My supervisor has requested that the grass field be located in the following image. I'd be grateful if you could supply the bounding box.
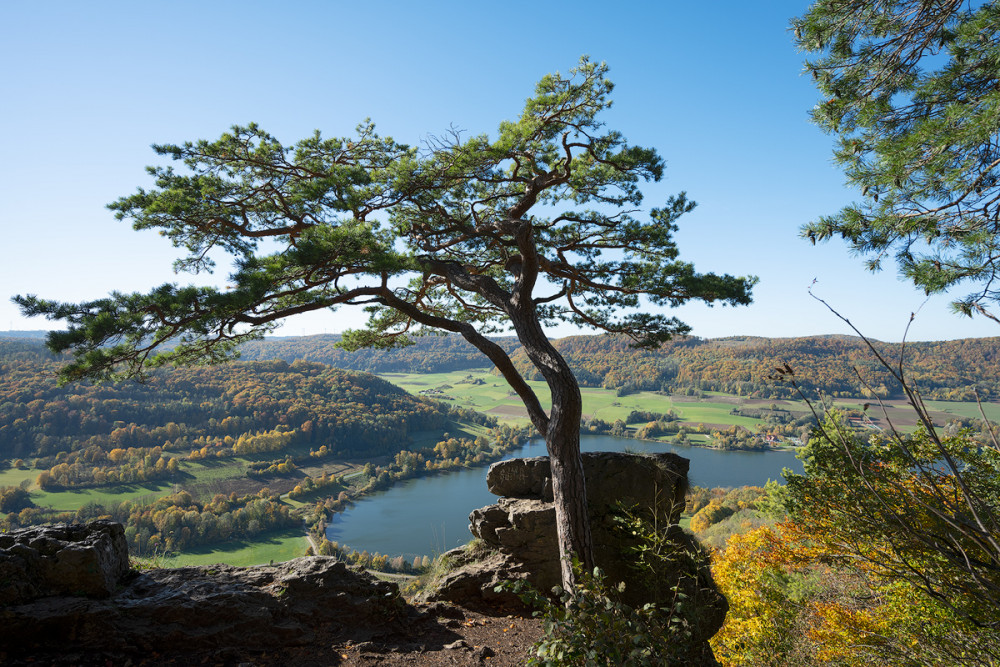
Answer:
[0,466,38,488]
[922,399,1000,422]
[0,466,176,511]
[149,527,309,568]
[32,483,173,512]
[381,369,772,430]
[0,455,263,513]
[383,368,1000,439]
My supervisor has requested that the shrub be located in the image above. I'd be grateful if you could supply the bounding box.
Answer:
[502,564,694,666]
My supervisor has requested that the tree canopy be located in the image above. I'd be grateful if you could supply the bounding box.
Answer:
[795,0,1000,321]
[16,58,754,590]
[17,58,751,385]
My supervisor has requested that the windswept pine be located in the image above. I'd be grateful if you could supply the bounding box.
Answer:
[15,59,755,590]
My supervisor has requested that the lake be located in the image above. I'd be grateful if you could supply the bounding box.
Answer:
[326,434,804,559]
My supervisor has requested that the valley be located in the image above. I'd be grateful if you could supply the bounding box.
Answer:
[2,333,998,569]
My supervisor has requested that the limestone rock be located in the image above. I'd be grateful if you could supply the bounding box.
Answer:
[416,545,531,609]
[473,452,694,603]
[1,522,406,661]
[438,451,727,662]
[0,520,130,605]
[486,451,689,523]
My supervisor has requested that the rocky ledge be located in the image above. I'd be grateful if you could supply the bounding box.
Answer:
[422,451,728,665]
[1,453,729,665]
[0,520,406,662]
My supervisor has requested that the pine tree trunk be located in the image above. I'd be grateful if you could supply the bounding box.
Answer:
[511,315,595,592]
[545,398,594,591]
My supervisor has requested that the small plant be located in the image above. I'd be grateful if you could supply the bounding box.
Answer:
[130,546,168,571]
[500,561,695,666]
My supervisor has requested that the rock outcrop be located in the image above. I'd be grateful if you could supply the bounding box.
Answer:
[0,519,131,605]
[0,521,405,662]
[473,451,690,602]
[425,452,728,664]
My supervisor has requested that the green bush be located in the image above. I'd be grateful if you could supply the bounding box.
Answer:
[501,564,693,666]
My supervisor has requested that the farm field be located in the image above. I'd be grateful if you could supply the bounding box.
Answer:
[383,369,1000,436]
[380,369,788,430]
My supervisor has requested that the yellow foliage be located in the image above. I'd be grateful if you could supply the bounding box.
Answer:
[690,500,734,534]
[710,525,806,666]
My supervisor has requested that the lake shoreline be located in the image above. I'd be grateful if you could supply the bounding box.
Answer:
[324,434,804,559]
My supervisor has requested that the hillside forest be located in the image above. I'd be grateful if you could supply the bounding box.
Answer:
[0,337,527,556]
[238,331,1000,401]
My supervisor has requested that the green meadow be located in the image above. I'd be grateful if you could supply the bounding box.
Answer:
[383,369,1000,438]
[147,527,309,568]
[922,399,1000,422]
[381,369,771,430]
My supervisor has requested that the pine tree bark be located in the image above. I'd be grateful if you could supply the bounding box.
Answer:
[510,312,595,591]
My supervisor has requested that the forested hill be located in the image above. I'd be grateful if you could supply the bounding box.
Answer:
[238,334,520,373]
[9,331,1000,400]
[504,335,1000,400]
[233,332,1000,400]
[0,339,451,463]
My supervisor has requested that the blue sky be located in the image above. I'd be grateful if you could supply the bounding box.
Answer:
[2,0,995,342]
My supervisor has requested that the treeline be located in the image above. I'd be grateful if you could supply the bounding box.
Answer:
[299,423,531,551]
[339,423,529,497]
[238,333,520,374]
[503,334,1000,400]
[35,445,180,490]
[580,407,813,451]
[13,332,999,404]
[0,340,450,463]
[233,332,1000,400]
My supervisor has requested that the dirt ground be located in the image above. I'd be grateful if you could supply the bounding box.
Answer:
[12,601,545,667]
[287,602,545,666]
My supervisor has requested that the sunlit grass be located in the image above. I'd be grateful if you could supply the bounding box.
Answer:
[0,467,35,488]
[32,483,172,512]
[382,369,771,430]
[155,528,308,567]
[922,399,1000,422]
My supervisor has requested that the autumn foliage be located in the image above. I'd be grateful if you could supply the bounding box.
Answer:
[710,415,1000,666]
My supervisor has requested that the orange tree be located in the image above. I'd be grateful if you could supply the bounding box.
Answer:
[737,289,1000,664]
[15,58,753,592]
[710,525,806,667]
[785,413,1000,631]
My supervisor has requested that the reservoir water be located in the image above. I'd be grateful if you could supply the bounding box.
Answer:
[326,435,804,559]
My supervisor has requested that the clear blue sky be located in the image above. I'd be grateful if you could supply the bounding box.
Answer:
[2,0,995,342]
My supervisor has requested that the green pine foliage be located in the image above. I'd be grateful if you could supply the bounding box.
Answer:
[238,333,521,374]
[795,0,1000,320]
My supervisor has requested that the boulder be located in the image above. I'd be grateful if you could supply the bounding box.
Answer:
[0,520,130,605]
[473,452,692,602]
[486,451,689,519]
[422,545,531,609]
[428,451,728,663]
